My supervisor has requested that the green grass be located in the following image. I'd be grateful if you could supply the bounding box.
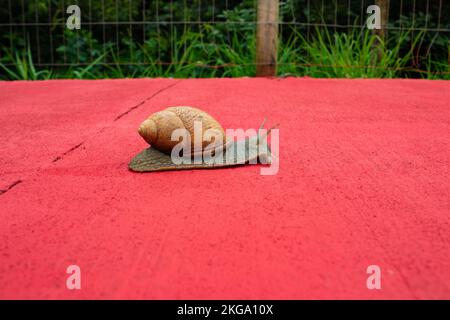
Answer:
[284,27,425,78]
[1,0,448,80]
[424,57,450,80]
[0,46,53,80]
[0,27,447,80]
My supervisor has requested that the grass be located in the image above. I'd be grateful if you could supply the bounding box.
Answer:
[0,46,53,80]
[424,58,450,80]
[0,27,447,80]
[292,27,423,78]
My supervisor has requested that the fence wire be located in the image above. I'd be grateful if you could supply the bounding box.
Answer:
[0,0,449,77]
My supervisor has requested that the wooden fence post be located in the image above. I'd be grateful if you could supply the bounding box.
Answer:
[256,0,279,77]
[373,0,390,62]
[448,39,450,67]
[375,0,390,40]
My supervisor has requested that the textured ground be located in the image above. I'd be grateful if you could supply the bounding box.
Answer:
[0,78,449,299]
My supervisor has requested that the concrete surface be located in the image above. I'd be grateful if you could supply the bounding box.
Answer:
[0,78,449,299]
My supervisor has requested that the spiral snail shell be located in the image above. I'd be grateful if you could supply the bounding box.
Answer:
[138,106,228,155]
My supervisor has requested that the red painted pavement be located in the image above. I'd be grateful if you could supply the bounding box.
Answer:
[0,78,449,299]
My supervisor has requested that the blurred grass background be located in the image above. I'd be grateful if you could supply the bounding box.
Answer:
[0,0,449,80]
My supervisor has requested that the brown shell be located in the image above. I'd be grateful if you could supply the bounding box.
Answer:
[138,106,227,154]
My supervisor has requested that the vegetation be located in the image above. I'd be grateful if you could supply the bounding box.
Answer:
[0,0,448,80]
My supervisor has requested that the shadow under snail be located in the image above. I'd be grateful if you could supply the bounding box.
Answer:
[129,106,275,172]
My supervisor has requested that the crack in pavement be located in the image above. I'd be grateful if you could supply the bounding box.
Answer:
[52,80,182,164]
[114,80,181,121]
[1,80,182,196]
[0,180,23,196]
[52,142,85,163]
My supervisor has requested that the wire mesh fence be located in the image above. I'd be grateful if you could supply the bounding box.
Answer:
[0,0,449,79]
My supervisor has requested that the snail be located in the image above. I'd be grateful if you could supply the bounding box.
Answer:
[129,106,276,172]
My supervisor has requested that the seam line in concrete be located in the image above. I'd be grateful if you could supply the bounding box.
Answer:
[52,80,182,163]
[114,80,181,121]
[1,80,182,196]
[0,180,23,196]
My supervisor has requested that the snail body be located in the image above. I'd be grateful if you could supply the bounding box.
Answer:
[138,106,227,155]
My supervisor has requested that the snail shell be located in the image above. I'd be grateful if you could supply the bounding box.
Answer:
[138,106,228,154]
